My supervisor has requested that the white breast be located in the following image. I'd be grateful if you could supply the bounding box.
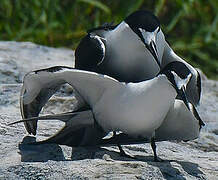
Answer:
[93,75,177,138]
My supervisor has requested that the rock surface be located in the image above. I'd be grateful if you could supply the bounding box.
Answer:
[0,41,218,180]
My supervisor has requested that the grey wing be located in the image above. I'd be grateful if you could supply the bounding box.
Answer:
[20,66,120,135]
[20,77,64,135]
[155,100,203,141]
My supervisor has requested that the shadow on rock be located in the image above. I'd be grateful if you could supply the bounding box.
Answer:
[147,159,205,180]
[18,136,67,162]
[71,146,156,162]
[147,159,186,180]
[18,136,205,180]
[71,146,205,180]
[176,161,205,179]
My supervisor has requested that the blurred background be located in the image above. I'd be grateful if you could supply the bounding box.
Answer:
[0,0,217,79]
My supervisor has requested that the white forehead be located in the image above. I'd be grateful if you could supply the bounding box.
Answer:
[172,71,192,89]
[138,27,159,44]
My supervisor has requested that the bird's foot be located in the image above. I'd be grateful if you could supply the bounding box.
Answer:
[119,148,135,159]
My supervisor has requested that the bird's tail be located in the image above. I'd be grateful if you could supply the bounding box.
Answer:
[9,110,98,147]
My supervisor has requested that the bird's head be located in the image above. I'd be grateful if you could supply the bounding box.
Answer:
[158,62,193,109]
[125,10,161,67]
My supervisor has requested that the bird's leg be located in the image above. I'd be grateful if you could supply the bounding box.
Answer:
[113,131,134,158]
[150,137,163,162]
[151,137,158,161]
[118,144,127,157]
[113,131,126,156]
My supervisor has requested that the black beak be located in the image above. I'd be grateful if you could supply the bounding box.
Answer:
[179,85,205,130]
[145,41,160,67]
[176,85,190,110]
[190,103,205,130]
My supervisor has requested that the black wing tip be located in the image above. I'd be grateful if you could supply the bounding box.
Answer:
[25,122,37,135]
[32,129,37,136]
[87,22,117,33]
[34,66,74,74]
[196,69,202,103]
[7,122,17,126]
[25,141,52,146]
[24,66,74,80]
[75,34,106,70]
[8,121,36,135]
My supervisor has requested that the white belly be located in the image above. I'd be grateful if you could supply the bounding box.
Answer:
[93,76,177,138]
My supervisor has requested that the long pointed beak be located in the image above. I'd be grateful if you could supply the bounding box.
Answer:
[145,41,160,67]
[176,85,190,110]
[190,103,205,130]
[178,86,205,130]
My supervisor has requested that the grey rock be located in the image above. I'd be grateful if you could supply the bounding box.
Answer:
[0,41,74,84]
[0,41,217,180]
